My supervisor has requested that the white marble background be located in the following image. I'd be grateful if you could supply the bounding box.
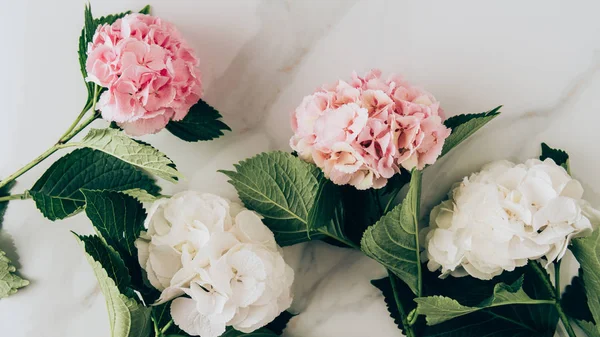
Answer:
[1,0,599,336]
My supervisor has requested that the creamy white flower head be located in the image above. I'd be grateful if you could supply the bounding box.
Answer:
[135,191,294,337]
[422,159,599,280]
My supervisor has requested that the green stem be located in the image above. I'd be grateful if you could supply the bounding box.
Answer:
[388,272,417,337]
[152,317,161,337]
[160,320,173,334]
[528,260,577,337]
[0,193,30,202]
[0,145,61,189]
[554,260,561,299]
[0,92,100,190]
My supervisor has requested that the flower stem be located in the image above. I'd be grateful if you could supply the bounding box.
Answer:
[0,193,30,202]
[528,260,577,337]
[388,272,417,337]
[0,88,100,190]
[160,320,173,334]
[554,260,561,299]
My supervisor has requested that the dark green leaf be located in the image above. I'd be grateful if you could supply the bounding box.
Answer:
[75,234,131,295]
[265,311,295,335]
[361,169,422,295]
[571,229,600,335]
[371,274,416,335]
[139,5,151,14]
[440,106,502,157]
[416,276,551,325]
[221,327,278,337]
[540,143,570,173]
[0,180,16,229]
[166,99,230,142]
[307,177,342,236]
[561,272,594,323]
[340,186,381,246]
[81,190,158,302]
[418,263,558,336]
[30,148,159,221]
[152,302,185,335]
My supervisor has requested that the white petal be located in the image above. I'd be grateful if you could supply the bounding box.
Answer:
[171,297,226,337]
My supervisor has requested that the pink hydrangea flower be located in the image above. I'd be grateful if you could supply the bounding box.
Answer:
[86,14,202,136]
[290,70,451,189]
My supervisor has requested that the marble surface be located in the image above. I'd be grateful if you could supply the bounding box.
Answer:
[1,0,599,336]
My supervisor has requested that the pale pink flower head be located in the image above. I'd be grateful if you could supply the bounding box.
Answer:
[290,70,451,189]
[86,13,202,136]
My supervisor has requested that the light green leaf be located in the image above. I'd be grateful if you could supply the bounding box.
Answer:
[220,151,322,246]
[576,320,600,337]
[571,229,600,335]
[30,148,159,221]
[440,106,502,157]
[0,249,28,298]
[361,169,422,295]
[67,128,181,182]
[221,327,278,337]
[539,143,570,173]
[415,276,552,325]
[166,99,231,142]
[0,180,16,229]
[76,235,152,337]
[122,188,165,203]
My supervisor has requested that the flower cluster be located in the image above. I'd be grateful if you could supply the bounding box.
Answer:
[86,14,202,136]
[423,159,599,280]
[135,192,294,337]
[290,70,450,189]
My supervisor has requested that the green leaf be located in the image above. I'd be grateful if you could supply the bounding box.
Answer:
[166,99,230,142]
[440,106,502,157]
[371,274,417,335]
[68,128,181,182]
[30,148,159,221]
[420,265,558,337]
[81,190,158,302]
[561,272,594,323]
[221,327,278,337]
[0,249,28,298]
[78,5,133,111]
[0,180,16,229]
[576,320,600,337]
[220,151,321,246]
[540,143,570,173]
[361,169,422,295]
[76,235,152,337]
[340,185,382,246]
[81,190,145,267]
[416,275,551,325]
[571,229,600,335]
[76,234,131,294]
[265,310,295,335]
[307,177,340,232]
[122,188,165,203]
[138,5,151,14]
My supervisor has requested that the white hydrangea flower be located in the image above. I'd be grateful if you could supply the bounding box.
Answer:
[135,191,294,337]
[422,159,600,280]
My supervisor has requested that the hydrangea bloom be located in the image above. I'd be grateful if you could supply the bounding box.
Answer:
[135,192,294,337]
[86,14,202,135]
[290,70,450,189]
[422,159,600,280]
